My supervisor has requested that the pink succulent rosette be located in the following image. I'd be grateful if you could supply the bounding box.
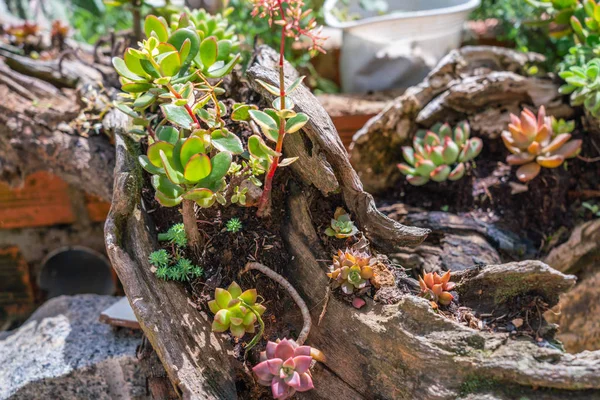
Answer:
[252,339,314,399]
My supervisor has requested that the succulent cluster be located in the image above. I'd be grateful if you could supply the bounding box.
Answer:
[209,282,266,338]
[324,207,358,238]
[501,106,582,182]
[225,217,243,233]
[327,249,375,294]
[141,126,241,208]
[252,339,315,399]
[419,271,456,306]
[560,58,600,117]
[148,224,203,282]
[398,122,483,186]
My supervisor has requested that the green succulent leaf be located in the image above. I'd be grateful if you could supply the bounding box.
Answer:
[114,102,140,118]
[152,175,184,198]
[200,36,218,68]
[148,141,175,167]
[256,79,281,96]
[157,126,180,144]
[286,76,305,93]
[205,54,240,78]
[272,96,295,110]
[211,129,244,154]
[139,155,165,175]
[156,191,183,207]
[248,135,280,160]
[184,188,216,207]
[124,51,150,78]
[184,153,212,182]
[122,82,154,93]
[285,113,309,133]
[144,15,169,42]
[161,104,194,129]
[168,28,200,69]
[180,137,207,166]
[112,57,148,83]
[231,103,258,121]
[160,149,186,184]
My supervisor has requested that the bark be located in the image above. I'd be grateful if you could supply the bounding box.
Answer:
[349,46,574,194]
[0,46,117,202]
[105,46,600,399]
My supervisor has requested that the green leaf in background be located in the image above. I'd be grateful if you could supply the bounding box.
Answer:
[144,15,169,42]
[200,37,218,68]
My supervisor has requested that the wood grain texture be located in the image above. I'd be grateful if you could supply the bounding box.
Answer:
[105,135,238,400]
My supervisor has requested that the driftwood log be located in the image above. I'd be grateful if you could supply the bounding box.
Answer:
[349,46,574,194]
[104,46,600,399]
[0,40,117,202]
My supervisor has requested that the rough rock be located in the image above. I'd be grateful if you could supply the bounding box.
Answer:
[0,295,146,400]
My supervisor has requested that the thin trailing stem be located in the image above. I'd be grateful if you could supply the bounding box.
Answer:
[243,262,311,345]
[241,300,265,353]
[166,83,201,128]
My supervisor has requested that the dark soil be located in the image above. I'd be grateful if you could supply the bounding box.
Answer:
[377,124,600,256]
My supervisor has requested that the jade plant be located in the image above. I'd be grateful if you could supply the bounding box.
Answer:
[327,249,375,294]
[419,271,455,306]
[113,10,248,250]
[501,106,582,182]
[252,339,315,399]
[247,0,325,217]
[209,282,266,346]
[398,122,483,186]
[148,224,203,281]
[324,207,358,238]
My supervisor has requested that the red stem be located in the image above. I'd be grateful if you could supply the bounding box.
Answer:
[257,0,287,217]
[167,83,200,128]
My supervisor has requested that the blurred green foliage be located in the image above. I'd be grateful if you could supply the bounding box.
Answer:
[71,3,133,44]
[469,0,573,70]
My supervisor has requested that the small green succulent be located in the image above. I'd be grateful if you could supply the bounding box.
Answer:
[325,207,358,238]
[149,249,171,268]
[158,223,187,247]
[209,282,266,338]
[559,58,600,117]
[226,217,243,233]
[398,121,483,186]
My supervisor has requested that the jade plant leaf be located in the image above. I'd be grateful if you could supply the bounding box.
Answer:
[184,188,216,207]
[144,15,169,42]
[148,141,175,167]
[112,57,148,83]
[200,36,218,68]
[139,155,164,175]
[211,129,243,154]
[168,28,200,68]
[184,153,212,182]
[156,191,183,207]
[161,104,193,129]
[152,175,184,199]
[160,150,185,184]
[205,54,240,78]
[180,136,206,166]
[157,126,180,144]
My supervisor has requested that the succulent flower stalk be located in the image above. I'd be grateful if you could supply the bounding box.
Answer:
[208,282,266,338]
[252,339,315,399]
[501,106,582,182]
[327,249,375,294]
[398,122,482,186]
[419,271,456,306]
[324,207,358,238]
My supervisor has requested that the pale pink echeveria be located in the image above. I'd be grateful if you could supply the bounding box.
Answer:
[252,339,315,399]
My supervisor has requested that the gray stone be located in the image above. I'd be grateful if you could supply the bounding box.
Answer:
[0,295,147,400]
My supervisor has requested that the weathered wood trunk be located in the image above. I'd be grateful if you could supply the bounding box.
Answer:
[103,47,600,399]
